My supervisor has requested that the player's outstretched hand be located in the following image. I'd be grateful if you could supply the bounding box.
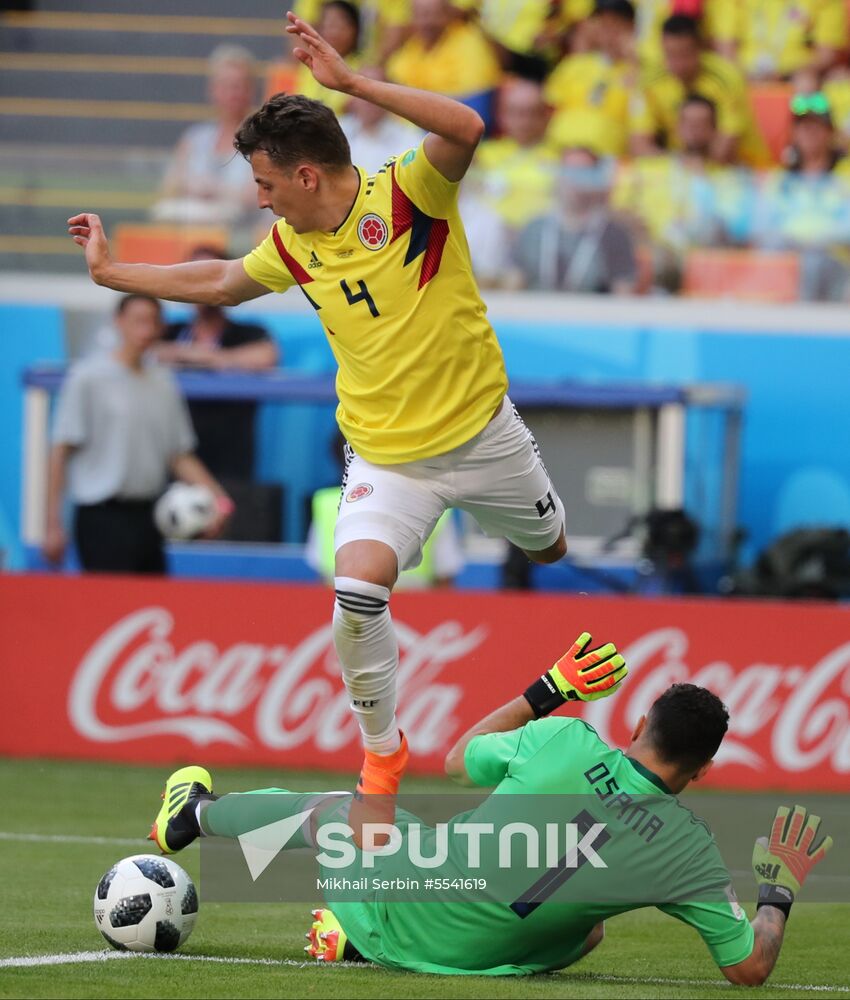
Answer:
[285,10,356,93]
[753,805,833,905]
[67,212,113,284]
[549,632,628,702]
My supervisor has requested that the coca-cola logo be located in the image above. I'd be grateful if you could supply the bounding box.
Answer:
[67,607,486,756]
[584,628,850,774]
[64,610,850,779]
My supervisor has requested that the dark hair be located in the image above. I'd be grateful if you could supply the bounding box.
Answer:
[644,683,729,773]
[115,293,161,316]
[662,14,701,40]
[593,0,636,23]
[323,1,361,47]
[234,93,351,172]
[681,93,717,125]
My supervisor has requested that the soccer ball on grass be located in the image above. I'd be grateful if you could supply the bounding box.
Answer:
[93,854,198,953]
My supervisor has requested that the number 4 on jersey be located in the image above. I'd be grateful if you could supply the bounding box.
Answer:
[341,279,380,318]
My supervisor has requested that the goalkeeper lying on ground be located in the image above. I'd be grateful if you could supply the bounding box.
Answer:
[148,633,831,983]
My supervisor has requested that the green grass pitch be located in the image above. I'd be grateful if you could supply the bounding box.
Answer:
[0,758,847,999]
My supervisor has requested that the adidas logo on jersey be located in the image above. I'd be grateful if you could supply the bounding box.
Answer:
[307,251,323,270]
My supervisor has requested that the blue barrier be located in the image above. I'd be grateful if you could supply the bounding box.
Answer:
[23,364,741,554]
[5,298,850,572]
[0,304,64,568]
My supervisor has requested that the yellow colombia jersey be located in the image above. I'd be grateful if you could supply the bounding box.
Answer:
[243,141,508,465]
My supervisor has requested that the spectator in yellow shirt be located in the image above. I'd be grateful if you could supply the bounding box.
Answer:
[633,0,676,69]
[824,67,850,149]
[631,14,770,166]
[460,78,559,285]
[386,0,502,126]
[469,78,558,227]
[293,1,362,115]
[293,0,412,64]
[615,94,752,289]
[631,0,730,70]
[712,0,846,82]
[469,0,571,80]
[544,0,637,157]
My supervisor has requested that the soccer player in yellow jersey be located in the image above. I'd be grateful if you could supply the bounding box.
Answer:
[68,11,567,823]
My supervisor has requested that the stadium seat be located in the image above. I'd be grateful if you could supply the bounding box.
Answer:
[265,63,299,100]
[115,223,228,265]
[682,249,800,302]
[748,83,793,165]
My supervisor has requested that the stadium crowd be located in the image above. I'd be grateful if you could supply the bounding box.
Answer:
[164,0,850,301]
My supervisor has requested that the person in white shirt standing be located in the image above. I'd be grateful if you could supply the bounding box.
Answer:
[43,294,232,574]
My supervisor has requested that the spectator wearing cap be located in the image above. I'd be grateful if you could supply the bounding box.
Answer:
[630,14,770,165]
[614,94,751,290]
[711,0,846,83]
[154,247,279,482]
[385,0,502,127]
[544,0,637,157]
[752,93,850,300]
[510,147,639,294]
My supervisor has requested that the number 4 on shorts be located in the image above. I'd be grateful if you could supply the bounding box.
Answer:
[535,492,556,517]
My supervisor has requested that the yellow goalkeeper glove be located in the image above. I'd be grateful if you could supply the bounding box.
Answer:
[524,632,627,717]
[753,805,833,917]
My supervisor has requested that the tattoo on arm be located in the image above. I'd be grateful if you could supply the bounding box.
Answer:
[754,905,786,974]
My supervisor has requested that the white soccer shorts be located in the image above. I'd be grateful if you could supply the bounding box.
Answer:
[334,397,566,571]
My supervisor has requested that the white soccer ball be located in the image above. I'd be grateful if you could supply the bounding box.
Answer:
[93,854,198,953]
[154,483,216,540]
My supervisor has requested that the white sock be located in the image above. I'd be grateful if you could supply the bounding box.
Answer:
[333,576,401,755]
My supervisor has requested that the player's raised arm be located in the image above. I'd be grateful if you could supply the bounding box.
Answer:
[66,213,270,306]
[445,633,628,784]
[285,11,484,181]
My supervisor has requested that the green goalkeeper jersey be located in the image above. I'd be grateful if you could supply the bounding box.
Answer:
[330,717,755,976]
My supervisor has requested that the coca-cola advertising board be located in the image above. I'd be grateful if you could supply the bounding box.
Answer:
[1,574,849,791]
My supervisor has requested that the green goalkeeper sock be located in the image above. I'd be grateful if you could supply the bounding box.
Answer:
[200,788,316,849]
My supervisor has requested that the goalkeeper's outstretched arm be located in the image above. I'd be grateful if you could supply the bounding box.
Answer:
[445,632,627,785]
[721,805,833,986]
[721,906,786,987]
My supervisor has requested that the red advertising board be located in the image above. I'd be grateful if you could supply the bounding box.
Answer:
[1,574,849,791]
